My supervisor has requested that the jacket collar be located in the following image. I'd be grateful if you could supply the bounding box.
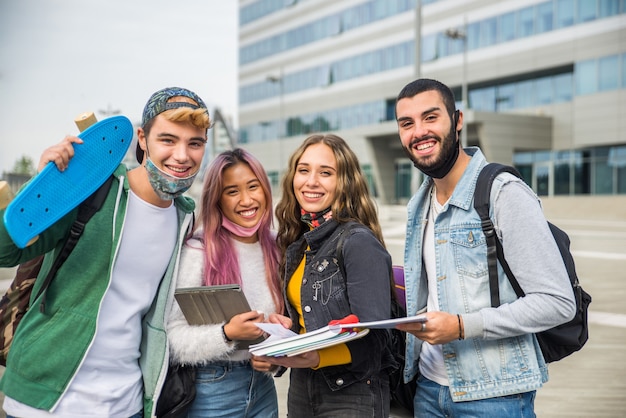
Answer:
[302,218,340,251]
[412,147,487,211]
[446,147,487,212]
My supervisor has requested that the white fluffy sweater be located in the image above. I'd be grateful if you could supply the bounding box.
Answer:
[167,235,278,365]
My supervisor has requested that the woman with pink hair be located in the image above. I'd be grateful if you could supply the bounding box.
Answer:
[166,148,284,417]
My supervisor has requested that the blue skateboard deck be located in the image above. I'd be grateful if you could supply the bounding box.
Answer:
[4,115,133,248]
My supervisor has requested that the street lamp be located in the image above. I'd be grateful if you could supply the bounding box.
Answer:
[414,0,422,78]
[267,69,284,177]
[98,104,121,118]
[444,17,468,148]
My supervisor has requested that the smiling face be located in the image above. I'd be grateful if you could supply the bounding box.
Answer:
[293,143,338,214]
[138,114,206,179]
[219,162,267,242]
[396,90,459,176]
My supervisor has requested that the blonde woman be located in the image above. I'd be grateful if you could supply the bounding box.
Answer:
[254,134,396,417]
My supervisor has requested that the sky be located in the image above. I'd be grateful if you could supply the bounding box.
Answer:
[0,0,238,175]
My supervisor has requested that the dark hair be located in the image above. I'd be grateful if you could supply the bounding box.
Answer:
[396,78,457,118]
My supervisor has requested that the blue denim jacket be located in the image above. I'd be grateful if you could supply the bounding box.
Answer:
[403,148,551,402]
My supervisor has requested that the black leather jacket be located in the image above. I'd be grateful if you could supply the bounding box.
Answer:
[282,219,397,390]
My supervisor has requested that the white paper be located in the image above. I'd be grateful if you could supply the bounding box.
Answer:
[249,325,369,357]
[282,329,369,357]
[254,322,298,338]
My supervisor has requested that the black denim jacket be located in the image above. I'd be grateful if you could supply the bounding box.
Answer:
[282,219,397,390]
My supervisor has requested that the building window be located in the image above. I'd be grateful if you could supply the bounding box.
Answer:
[575,59,597,95]
[499,12,517,42]
[593,149,614,194]
[618,165,626,194]
[469,87,496,112]
[599,0,621,16]
[513,146,626,196]
[495,84,515,111]
[573,152,591,194]
[578,0,598,22]
[599,55,620,91]
[466,22,481,51]
[536,164,550,196]
[623,53,626,88]
[515,80,535,108]
[362,164,378,198]
[479,17,498,48]
[395,160,413,202]
[516,164,533,187]
[609,146,626,193]
[422,33,438,62]
[536,76,554,104]
[537,2,555,33]
[556,0,576,28]
[518,6,535,37]
[267,171,280,194]
[554,73,574,102]
[554,151,573,195]
[514,147,626,196]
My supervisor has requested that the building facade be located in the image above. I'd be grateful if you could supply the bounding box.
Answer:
[238,0,626,203]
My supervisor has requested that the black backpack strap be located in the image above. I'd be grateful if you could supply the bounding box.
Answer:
[36,176,114,313]
[474,163,525,307]
[336,222,400,308]
[336,222,362,281]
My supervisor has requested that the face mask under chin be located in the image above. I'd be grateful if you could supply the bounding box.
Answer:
[145,157,198,200]
[407,122,460,179]
[418,136,459,179]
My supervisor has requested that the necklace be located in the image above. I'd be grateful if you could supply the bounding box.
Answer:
[429,185,438,222]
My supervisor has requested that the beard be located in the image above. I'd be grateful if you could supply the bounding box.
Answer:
[403,125,459,179]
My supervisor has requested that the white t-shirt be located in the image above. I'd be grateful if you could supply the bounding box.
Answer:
[5,190,178,418]
[419,188,450,386]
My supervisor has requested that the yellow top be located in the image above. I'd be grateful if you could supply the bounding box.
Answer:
[286,252,351,369]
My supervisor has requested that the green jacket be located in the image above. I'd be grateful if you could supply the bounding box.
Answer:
[0,165,195,417]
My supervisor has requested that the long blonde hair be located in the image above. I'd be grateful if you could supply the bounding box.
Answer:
[275,134,384,272]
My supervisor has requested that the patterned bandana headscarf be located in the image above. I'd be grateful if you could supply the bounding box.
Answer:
[141,87,208,127]
[300,207,333,228]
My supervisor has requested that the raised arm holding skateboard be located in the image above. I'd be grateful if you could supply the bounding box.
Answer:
[0,87,212,418]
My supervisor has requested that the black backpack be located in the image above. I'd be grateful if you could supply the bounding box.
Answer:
[474,163,592,363]
[336,223,416,414]
[0,176,113,365]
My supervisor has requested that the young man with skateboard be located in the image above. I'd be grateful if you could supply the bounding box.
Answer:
[394,78,575,417]
[0,87,211,418]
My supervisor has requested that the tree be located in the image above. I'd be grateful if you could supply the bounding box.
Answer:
[12,155,36,176]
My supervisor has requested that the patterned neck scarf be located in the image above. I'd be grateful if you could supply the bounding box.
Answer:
[300,207,333,228]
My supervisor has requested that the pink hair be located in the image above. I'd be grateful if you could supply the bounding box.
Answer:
[194,148,282,313]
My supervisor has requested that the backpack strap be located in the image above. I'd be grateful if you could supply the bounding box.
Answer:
[335,222,364,281]
[335,222,401,308]
[36,176,114,313]
[474,163,525,307]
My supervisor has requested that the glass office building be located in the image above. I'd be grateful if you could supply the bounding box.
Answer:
[238,0,626,202]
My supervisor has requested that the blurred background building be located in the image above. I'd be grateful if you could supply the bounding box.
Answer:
[237,0,626,203]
